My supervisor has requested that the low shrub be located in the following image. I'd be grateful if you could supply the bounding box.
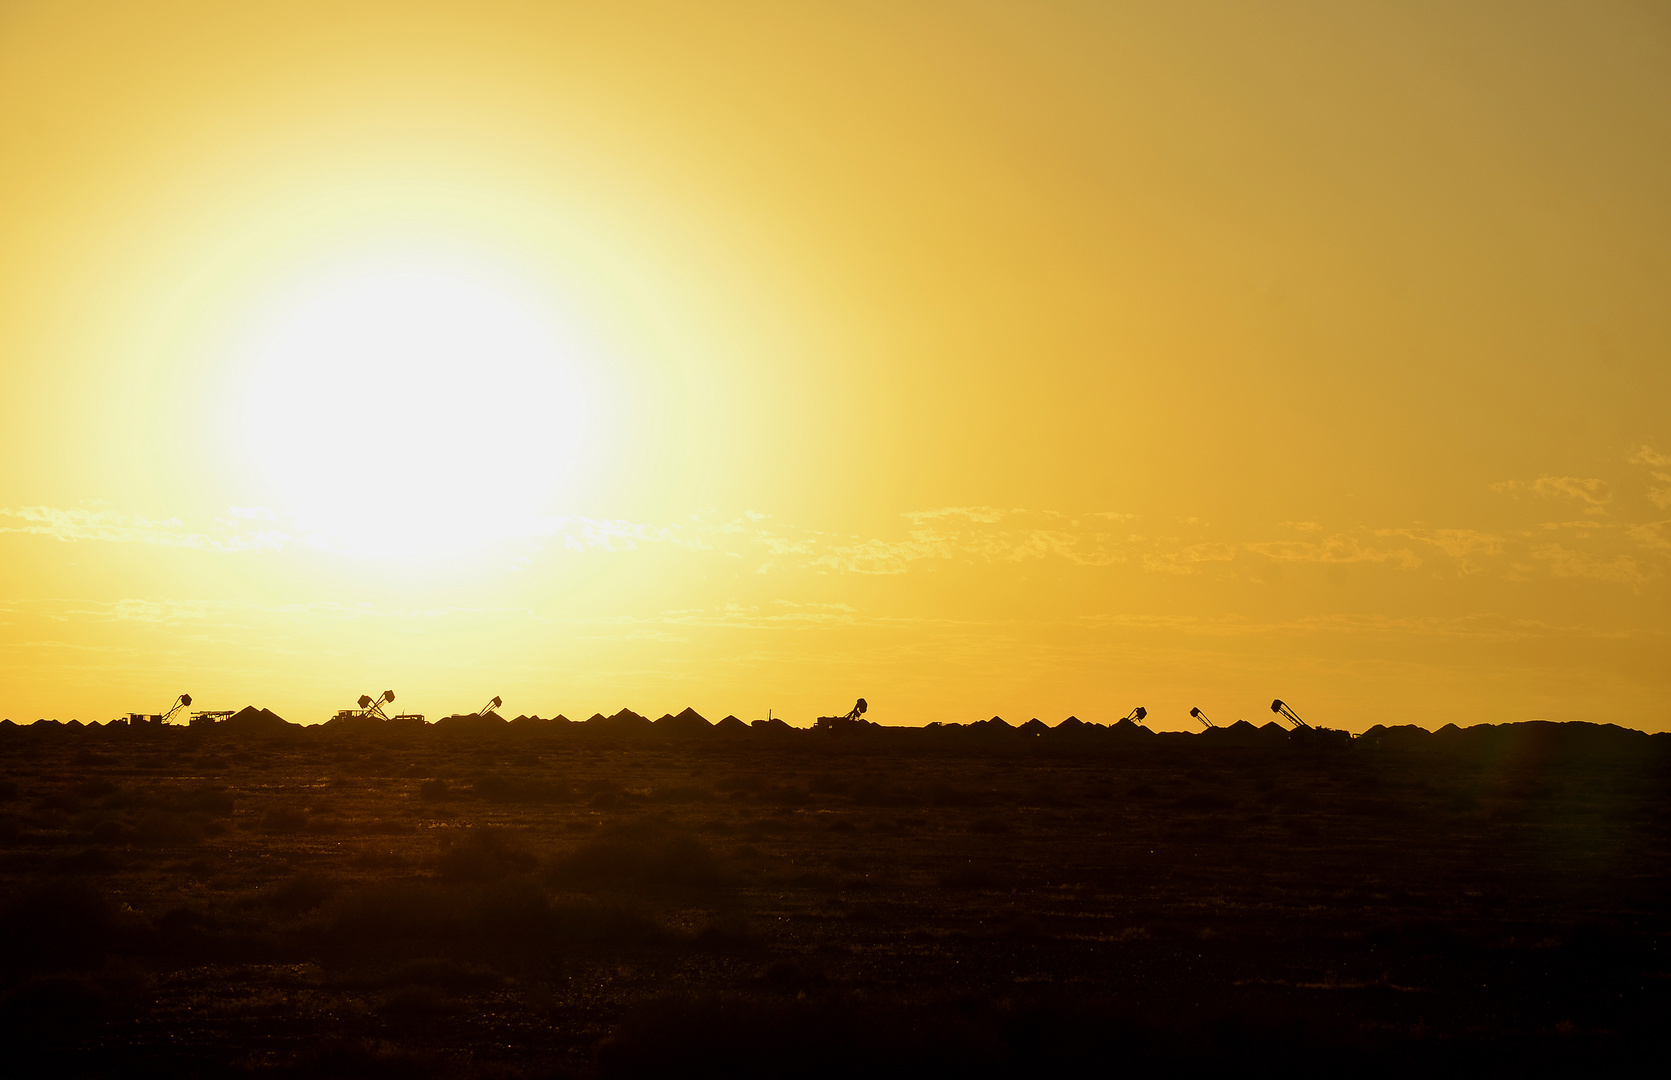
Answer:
[434,827,538,883]
[937,863,1004,890]
[549,830,726,895]
[258,807,308,834]
[649,784,712,804]
[0,882,125,974]
[472,774,573,804]
[48,848,120,876]
[317,878,662,965]
[375,957,505,992]
[258,872,341,916]
[155,785,235,816]
[87,820,137,846]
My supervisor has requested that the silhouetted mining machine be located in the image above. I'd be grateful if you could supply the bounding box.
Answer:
[129,693,191,726]
[336,690,394,723]
[331,690,424,725]
[477,696,503,717]
[1190,707,1216,730]
[814,697,869,732]
[190,708,235,727]
[1270,699,1310,730]
[1271,698,1351,746]
[1119,706,1148,725]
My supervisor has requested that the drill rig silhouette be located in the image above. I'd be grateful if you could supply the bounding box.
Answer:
[814,697,870,732]
[1271,698,1351,746]
[127,693,191,726]
[329,689,425,727]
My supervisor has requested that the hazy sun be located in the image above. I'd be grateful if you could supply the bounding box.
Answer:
[236,251,603,557]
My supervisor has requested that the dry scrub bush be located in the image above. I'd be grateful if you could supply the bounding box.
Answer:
[548,821,727,896]
[648,783,712,804]
[48,848,120,876]
[0,881,129,975]
[434,826,538,883]
[937,864,1006,891]
[319,878,663,965]
[258,807,308,834]
[471,773,574,804]
[253,871,341,916]
[373,957,506,992]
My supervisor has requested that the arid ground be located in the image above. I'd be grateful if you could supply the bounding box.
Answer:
[1,720,1667,1077]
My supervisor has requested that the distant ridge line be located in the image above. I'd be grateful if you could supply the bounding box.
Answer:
[0,713,1663,758]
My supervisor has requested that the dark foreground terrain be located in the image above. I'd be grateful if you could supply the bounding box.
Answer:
[1,719,1667,1077]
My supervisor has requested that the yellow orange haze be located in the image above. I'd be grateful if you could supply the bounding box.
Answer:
[1,2,1667,731]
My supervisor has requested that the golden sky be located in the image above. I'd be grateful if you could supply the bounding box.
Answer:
[2,1,1667,730]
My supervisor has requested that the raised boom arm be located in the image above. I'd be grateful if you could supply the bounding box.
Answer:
[1270,699,1311,729]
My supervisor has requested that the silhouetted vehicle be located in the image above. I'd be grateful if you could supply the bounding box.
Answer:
[1271,698,1351,747]
[332,690,395,724]
[1270,699,1310,729]
[329,689,425,726]
[1190,706,1216,729]
[815,698,870,732]
[128,693,190,726]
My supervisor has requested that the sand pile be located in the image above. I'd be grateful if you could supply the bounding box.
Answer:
[220,706,295,734]
[653,707,712,737]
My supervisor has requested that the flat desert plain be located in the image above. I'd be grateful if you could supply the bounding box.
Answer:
[1,720,1667,1077]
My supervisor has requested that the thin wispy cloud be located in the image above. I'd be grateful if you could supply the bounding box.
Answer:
[1634,445,1671,509]
[1244,535,1423,569]
[0,506,290,552]
[1374,528,1504,559]
[529,515,708,553]
[1626,521,1671,552]
[1492,475,1613,512]
[1144,542,1237,575]
[1528,544,1653,586]
[5,497,1668,592]
[693,508,1136,575]
[0,596,540,629]
[1075,610,1645,642]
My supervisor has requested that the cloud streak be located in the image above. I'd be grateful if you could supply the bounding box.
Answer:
[6,493,1667,591]
[0,506,290,552]
[1244,535,1422,569]
[1493,475,1612,513]
[1634,445,1671,510]
[1528,544,1653,586]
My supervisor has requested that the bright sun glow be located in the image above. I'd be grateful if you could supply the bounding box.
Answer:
[236,252,604,558]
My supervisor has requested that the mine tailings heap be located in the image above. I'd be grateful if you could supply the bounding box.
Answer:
[3,713,1663,763]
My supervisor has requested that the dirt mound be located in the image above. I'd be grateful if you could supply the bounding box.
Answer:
[1359,723,1433,750]
[1198,720,1262,747]
[323,712,388,733]
[654,707,712,738]
[589,709,654,738]
[1431,719,1650,759]
[217,706,295,735]
[508,713,572,732]
[434,711,507,735]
